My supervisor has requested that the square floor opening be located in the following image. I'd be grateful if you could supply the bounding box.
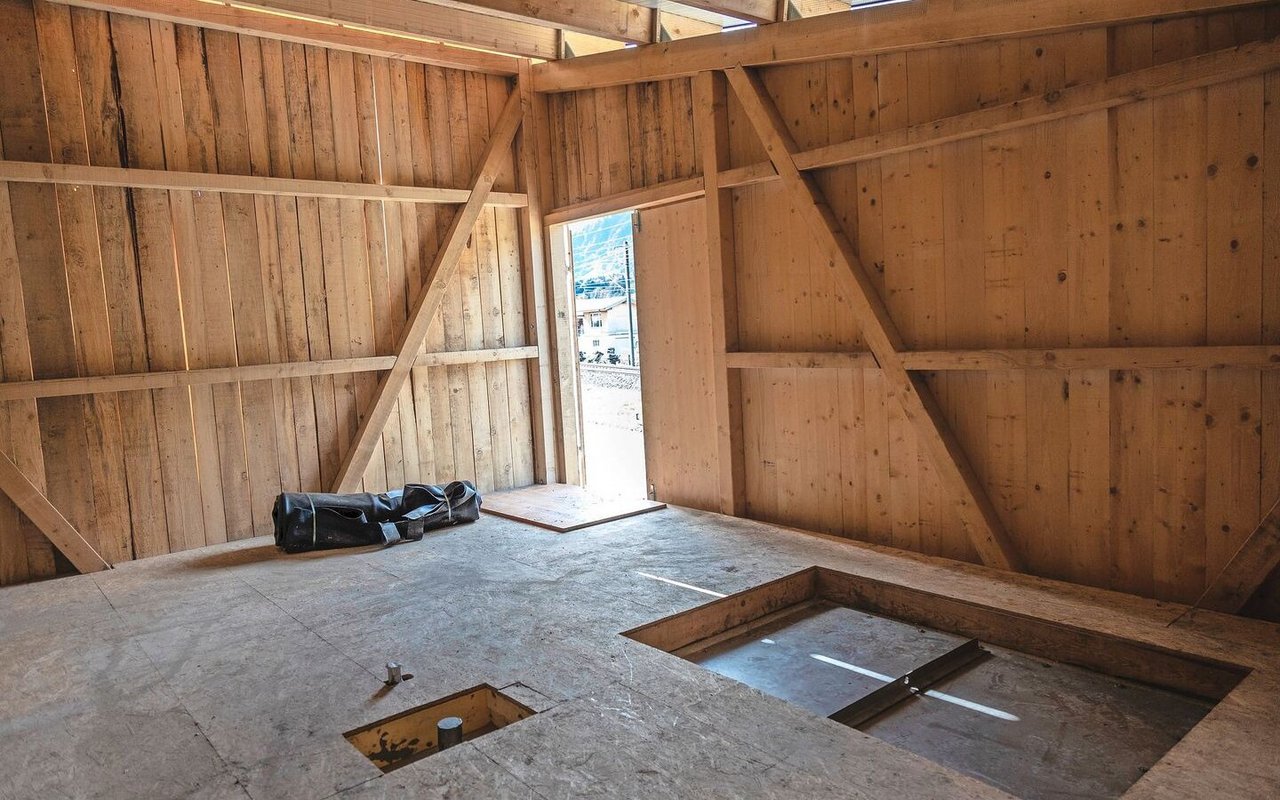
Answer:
[622,567,1248,799]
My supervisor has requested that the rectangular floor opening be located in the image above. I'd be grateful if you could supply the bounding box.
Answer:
[344,684,536,772]
[622,567,1249,799]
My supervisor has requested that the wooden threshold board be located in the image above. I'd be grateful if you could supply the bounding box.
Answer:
[481,484,665,532]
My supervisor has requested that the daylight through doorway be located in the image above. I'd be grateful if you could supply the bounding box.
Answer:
[568,212,647,501]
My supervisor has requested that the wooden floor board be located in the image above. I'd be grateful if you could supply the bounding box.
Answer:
[482,483,665,532]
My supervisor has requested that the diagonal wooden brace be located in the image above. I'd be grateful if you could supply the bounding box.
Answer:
[330,88,524,493]
[724,65,1024,572]
[1198,497,1280,614]
[0,451,109,574]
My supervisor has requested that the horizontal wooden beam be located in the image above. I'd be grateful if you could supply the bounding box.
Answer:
[237,0,559,60]
[0,347,539,401]
[423,0,651,43]
[676,0,775,24]
[727,346,1280,372]
[544,175,705,226]
[419,346,539,367]
[1199,498,1280,614]
[0,452,110,574]
[532,0,1271,91]
[52,0,521,75]
[0,160,528,207]
[726,351,879,370]
[719,36,1280,188]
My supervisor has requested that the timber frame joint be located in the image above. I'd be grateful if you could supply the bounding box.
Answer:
[722,63,1025,573]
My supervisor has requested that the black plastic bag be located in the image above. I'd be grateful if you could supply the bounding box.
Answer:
[272,481,482,553]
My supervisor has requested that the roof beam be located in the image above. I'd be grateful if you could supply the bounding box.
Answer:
[244,0,558,59]
[675,0,776,23]
[423,0,651,43]
[1199,498,1280,613]
[726,64,1024,572]
[533,0,1272,91]
[50,0,520,73]
[78,0,561,61]
[657,9,723,40]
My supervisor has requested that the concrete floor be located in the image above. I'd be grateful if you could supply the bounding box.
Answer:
[1,505,1278,799]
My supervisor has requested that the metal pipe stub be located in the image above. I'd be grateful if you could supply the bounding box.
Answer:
[437,716,464,751]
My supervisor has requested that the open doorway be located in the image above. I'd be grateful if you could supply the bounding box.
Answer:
[566,212,646,501]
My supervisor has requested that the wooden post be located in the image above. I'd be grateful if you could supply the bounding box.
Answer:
[516,60,559,484]
[693,71,746,516]
[725,65,1024,572]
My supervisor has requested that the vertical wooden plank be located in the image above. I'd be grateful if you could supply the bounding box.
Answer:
[262,36,323,492]
[0,180,49,580]
[879,51,920,554]
[283,41,340,490]
[1261,72,1280,612]
[1149,20,1210,602]
[1205,75,1265,585]
[243,34,302,497]
[205,29,284,530]
[151,18,230,547]
[1108,24,1156,595]
[694,70,744,516]
[422,66,459,483]
[307,44,363,488]
[110,12,205,556]
[940,140,987,564]
[483,75,524,490]
[1063,31,1113,588]
[171,24,253,541]
[852,53,891,545]
[521,64,577,485]
[634,201,719,509]
[509,68,549,488]
[0,0,97,574]
[402,62,441,484]
[1020,39,1072,581]
[73,7,165,564]
[461,71,496,492]
[910,49,949,558]
[372,54,422,487]
[31,0,133,565]
[351,52,401,490]
[440,70,478,485]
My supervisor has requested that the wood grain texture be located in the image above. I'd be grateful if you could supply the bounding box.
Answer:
[533,8,1280,615]
[0,0,537,582]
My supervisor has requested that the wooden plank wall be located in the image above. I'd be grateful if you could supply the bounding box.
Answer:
[633,202,720,510]
[546,79,699,208]
[0,0,535,584]
[542,8,1280,615]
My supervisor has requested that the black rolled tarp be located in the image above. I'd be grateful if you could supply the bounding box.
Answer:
[272,481,482,553]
